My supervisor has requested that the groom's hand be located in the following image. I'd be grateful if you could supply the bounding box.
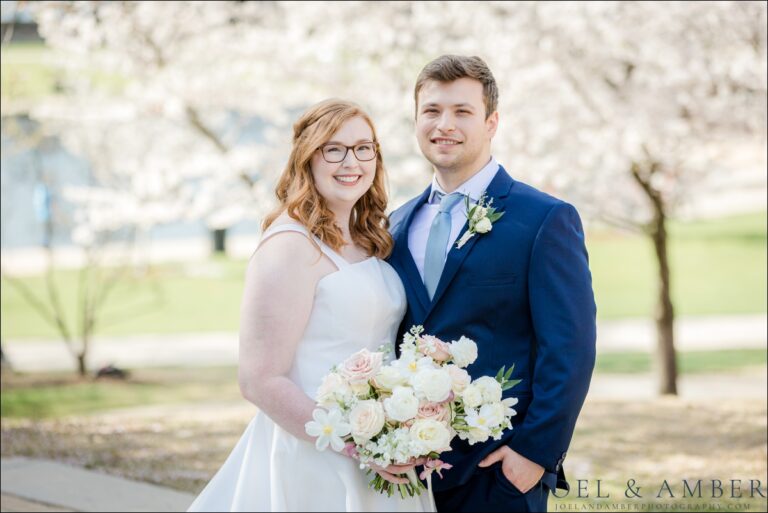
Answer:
[478,446,544,493]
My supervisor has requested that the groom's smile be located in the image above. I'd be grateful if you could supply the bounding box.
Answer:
[431,137,462,146]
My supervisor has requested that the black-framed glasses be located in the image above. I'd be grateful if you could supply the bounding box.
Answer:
[319,141,378,163]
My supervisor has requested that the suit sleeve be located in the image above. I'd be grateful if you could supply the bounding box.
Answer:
[507,202,597,473]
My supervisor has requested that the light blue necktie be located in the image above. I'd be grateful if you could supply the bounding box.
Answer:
[424,191,464,300]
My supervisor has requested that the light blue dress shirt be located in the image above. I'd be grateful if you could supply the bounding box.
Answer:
[407,157,500,281]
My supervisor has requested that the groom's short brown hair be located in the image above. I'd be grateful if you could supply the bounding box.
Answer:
[414,55,498,119]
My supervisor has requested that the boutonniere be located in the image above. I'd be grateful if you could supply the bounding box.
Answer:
[456,193,504,249]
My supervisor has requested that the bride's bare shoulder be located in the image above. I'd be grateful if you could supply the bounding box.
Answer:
[249,216,321,275]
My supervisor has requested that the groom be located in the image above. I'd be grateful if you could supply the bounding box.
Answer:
[388,55,597,512]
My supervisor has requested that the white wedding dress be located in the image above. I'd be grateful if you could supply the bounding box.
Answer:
[188,223,432,512]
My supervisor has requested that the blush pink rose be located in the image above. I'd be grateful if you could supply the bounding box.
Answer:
[339,349,383,384]
[417,335,451,362]
[416,401,451,423]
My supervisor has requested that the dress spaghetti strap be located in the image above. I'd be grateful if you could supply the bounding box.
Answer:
[257,223,349,269]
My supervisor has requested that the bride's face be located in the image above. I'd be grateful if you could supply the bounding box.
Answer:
[310,116,377,212]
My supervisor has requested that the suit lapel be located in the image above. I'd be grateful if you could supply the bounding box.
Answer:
[425,167,514,320]
[392,186,432,314]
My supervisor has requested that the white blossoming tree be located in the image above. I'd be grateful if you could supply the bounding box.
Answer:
[22,1,767,391]
[486,1,767,394]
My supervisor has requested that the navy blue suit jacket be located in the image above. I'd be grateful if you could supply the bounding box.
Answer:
[387,166,596,493]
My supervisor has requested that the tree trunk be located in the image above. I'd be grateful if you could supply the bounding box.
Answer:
[631,159,678,396]
[76,351,87,377]
[0,341,10,372]
[650,212,678,395]
[213,228,227,254]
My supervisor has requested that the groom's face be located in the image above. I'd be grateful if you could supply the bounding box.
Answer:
[416,78,498,178]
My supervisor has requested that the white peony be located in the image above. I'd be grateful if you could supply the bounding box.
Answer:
[383,386,419,422]
[348,400,385,441]
[473,376,503,404]
[411,368,453,403]
[409,419,452,453]
[475,217,493,233]
[449,336,478,368]
[445,364,471,393]
[461,383,483,409]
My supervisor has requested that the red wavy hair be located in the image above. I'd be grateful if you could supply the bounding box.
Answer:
[262,99,393,258]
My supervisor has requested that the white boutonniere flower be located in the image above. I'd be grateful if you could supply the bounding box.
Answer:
[456,193,504,249]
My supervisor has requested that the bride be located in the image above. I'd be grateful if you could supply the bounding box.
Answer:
[188,99,432,512]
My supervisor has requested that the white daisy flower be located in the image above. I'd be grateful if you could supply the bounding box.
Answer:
[305,408,351,452]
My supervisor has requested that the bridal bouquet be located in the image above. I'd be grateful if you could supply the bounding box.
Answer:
[305,325,520,498]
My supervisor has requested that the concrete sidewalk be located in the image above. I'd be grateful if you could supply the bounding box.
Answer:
[0,458,195,512]
[3,314,766,373]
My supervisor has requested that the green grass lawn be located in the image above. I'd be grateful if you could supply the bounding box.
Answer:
[1,213,766,339]
[1,256,246,339]
[595,348,767,374]
[0,366,242,419]
[589,211,767,319]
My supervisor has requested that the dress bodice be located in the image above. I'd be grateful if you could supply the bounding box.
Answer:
[257,223,407,398]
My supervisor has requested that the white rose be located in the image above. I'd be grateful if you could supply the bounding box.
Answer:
[372,366,406,391]
[475,217,492,233]
[449,336,478,368]
[471,205,488,222]
[409,419,452,453]
[349,400,386,441]
[445,364,471,393]
[411,368,453,403]
[316,372,352,408]
[461,384,483,409]
[383,386,419,422]
[350,381,371,396]
[473,376,502,404]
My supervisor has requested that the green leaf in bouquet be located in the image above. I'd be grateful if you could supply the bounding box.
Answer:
[495,366,506,382]
[504,364,515,381]
[502,378,522,391]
